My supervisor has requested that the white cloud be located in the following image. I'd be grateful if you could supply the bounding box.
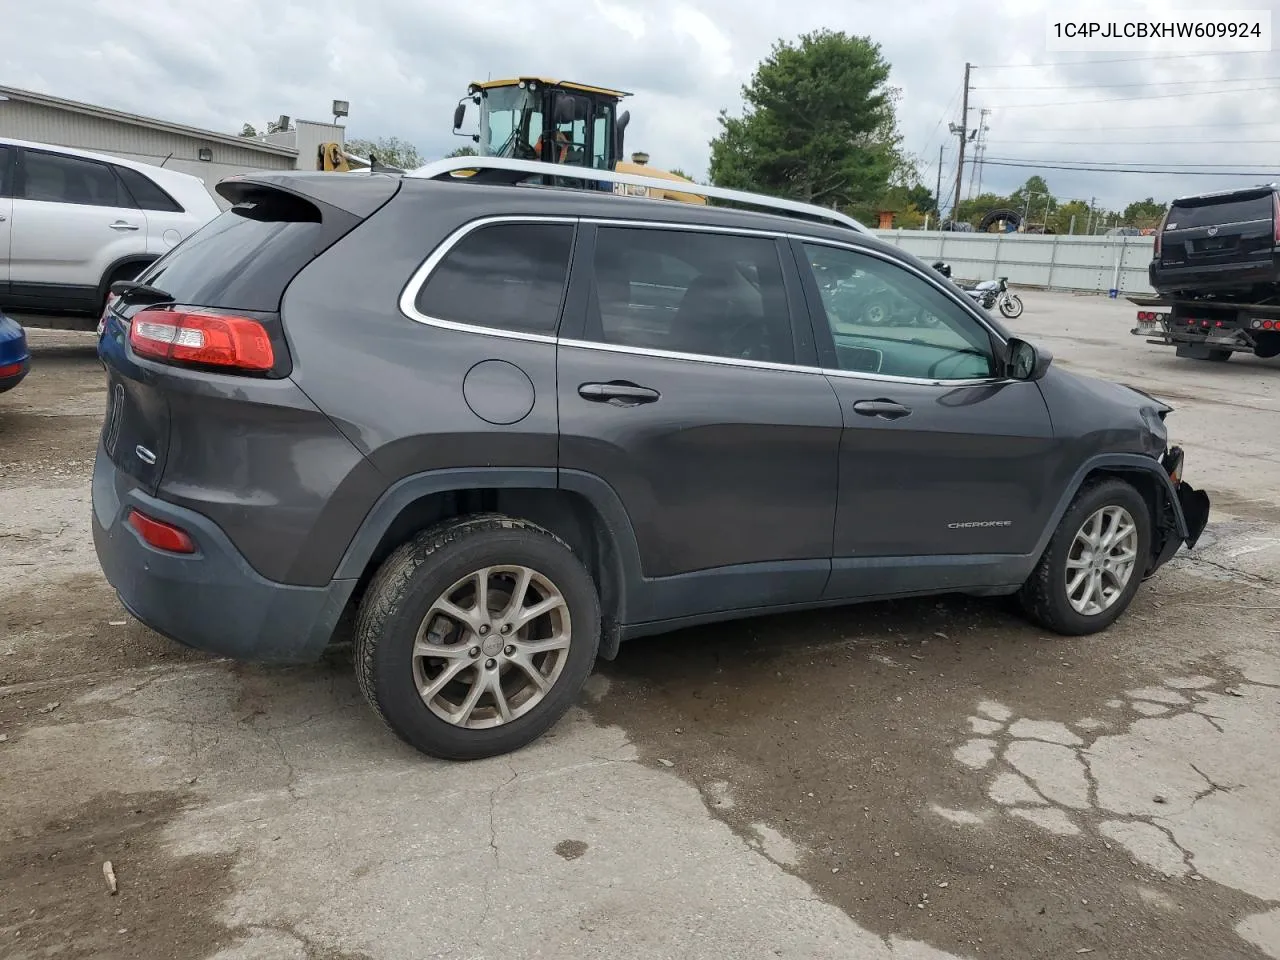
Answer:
[4,0,1278,211]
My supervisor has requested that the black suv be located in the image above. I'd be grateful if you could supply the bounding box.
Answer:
[92,161,1210,760]
[1151,185,1280,298]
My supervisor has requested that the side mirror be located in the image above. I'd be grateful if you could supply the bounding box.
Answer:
[1006,337,1052,381]
[554,95,588,125]
[453,102,466,131]
[614,110,631,163]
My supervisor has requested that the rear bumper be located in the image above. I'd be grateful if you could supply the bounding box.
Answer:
[1150,257,1279,294]
[0,357,29,394]
[91,444,357,663]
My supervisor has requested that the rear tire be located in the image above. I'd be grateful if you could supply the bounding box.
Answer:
[1019,479,1151,636]
[355,515,600,760]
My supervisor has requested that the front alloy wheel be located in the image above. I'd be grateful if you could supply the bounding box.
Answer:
[1064,506,1139,616]
[1019,478,1152,635]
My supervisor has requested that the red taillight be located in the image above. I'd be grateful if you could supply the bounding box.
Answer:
[128,309,274,372]
[0,361,23,378]
[1215,320,1225,328]
[1264,320,1275,330]
[127,509,196,554]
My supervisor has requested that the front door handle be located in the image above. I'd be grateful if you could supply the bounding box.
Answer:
[109,221,141,231]
[852,399,912,420]
[578,381,661,405]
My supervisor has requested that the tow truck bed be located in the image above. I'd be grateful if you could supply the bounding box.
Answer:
[1128,295,1280,362]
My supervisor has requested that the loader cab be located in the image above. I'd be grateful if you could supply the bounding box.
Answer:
[453,78,631,186]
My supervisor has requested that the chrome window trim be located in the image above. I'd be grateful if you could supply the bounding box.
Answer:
[400,214,1012,388]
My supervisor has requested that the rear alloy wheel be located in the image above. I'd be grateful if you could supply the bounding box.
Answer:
[355,516,599,760]
[1019,479,1151,635]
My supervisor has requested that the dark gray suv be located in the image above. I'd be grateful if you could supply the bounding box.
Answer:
[92,159,1210,760]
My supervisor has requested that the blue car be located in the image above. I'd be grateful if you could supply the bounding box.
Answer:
[0,313,30,394]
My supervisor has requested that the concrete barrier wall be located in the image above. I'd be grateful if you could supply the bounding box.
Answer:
[873,230,1155,295]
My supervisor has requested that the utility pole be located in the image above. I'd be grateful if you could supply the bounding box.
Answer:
[951,61,971,222]
[934,143,945,226]
[970,108,991,199]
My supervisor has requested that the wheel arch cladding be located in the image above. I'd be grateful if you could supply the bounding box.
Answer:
[1042,456,1188,569]
[337,472,638,659]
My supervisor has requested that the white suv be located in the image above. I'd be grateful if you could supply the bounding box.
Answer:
[0,137,219,317]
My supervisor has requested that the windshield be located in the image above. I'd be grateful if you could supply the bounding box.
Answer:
[481,87,542,159]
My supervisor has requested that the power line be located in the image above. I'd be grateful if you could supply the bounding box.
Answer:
[986,84,1280,108]
[975,51,1277,69]
[985,138,1280,146]
[983,155,1279,169]
[974,74,1280,91]
[979,159,1278,176]
[1012,120,1280,131]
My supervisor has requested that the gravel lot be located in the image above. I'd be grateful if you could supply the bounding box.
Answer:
[2,293,1278,960]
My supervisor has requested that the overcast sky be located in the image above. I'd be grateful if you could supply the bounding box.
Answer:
[5,0,1280,213]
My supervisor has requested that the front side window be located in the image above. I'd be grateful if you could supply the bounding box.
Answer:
[21,150,131,208]
[803,243,996,381]
[589,227,793,364]
[416,222,573,335]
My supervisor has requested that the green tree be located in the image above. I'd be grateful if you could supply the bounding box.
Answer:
[668,167,694,181]
[346,136,424,169]
[1049,199,1092,233]
[905,184,937,216]
[1122,197,1167,227]
[239,123,258,138]
[708,30,903,210]
[446,145,478,158]
[1009,175,1050,209]
[953,191,1010,227]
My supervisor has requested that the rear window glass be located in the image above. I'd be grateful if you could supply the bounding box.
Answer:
[1168,196,1274,229]
[415,222,573,335]
[139,193,324,312]
[115,166,184,213]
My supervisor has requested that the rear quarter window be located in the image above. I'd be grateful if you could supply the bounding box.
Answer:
[1168,196,1274,229]
[115,165,184,213]
[413,222,574,335]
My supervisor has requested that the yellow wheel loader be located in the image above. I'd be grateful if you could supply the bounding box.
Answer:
[450,77,704,204]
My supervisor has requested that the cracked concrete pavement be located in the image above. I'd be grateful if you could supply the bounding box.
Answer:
[3,298,1280,960]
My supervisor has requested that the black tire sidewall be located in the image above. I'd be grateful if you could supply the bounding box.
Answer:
[1032,481,1152,635]
[364,523,600,760]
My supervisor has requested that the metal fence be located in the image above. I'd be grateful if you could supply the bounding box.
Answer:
[873,230,1155,296]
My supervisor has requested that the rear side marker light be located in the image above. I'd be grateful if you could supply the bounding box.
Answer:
[129,309,274,372]
[0,361,23,378]
[127,509,196,554]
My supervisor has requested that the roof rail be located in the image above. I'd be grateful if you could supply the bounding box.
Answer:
[405,156,871,235]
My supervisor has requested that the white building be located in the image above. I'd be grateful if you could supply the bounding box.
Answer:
[0,85,345,204]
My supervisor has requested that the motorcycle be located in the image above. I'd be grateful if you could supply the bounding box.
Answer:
[932,263,1025,319]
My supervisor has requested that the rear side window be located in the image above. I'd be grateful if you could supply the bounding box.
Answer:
[115,165,184,213]
[588,226,794,364]
[21,150,132,207]
[1168,195,1274,229]
[139,190,327,312]
[415,222,574,335]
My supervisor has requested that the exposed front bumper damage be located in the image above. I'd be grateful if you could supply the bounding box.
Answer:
[1148,445,1210,576]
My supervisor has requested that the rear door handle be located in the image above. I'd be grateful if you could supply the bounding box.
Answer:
[578,381,661,405]
[852,399,911,420]
[109,221,140,231]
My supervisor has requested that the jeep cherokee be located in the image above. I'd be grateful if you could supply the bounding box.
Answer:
[92,159,1211,760]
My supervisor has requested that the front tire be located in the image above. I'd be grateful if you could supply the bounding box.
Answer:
[355,515,600,760]
[1019,479,1151,636]
[999,294,1024,319]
